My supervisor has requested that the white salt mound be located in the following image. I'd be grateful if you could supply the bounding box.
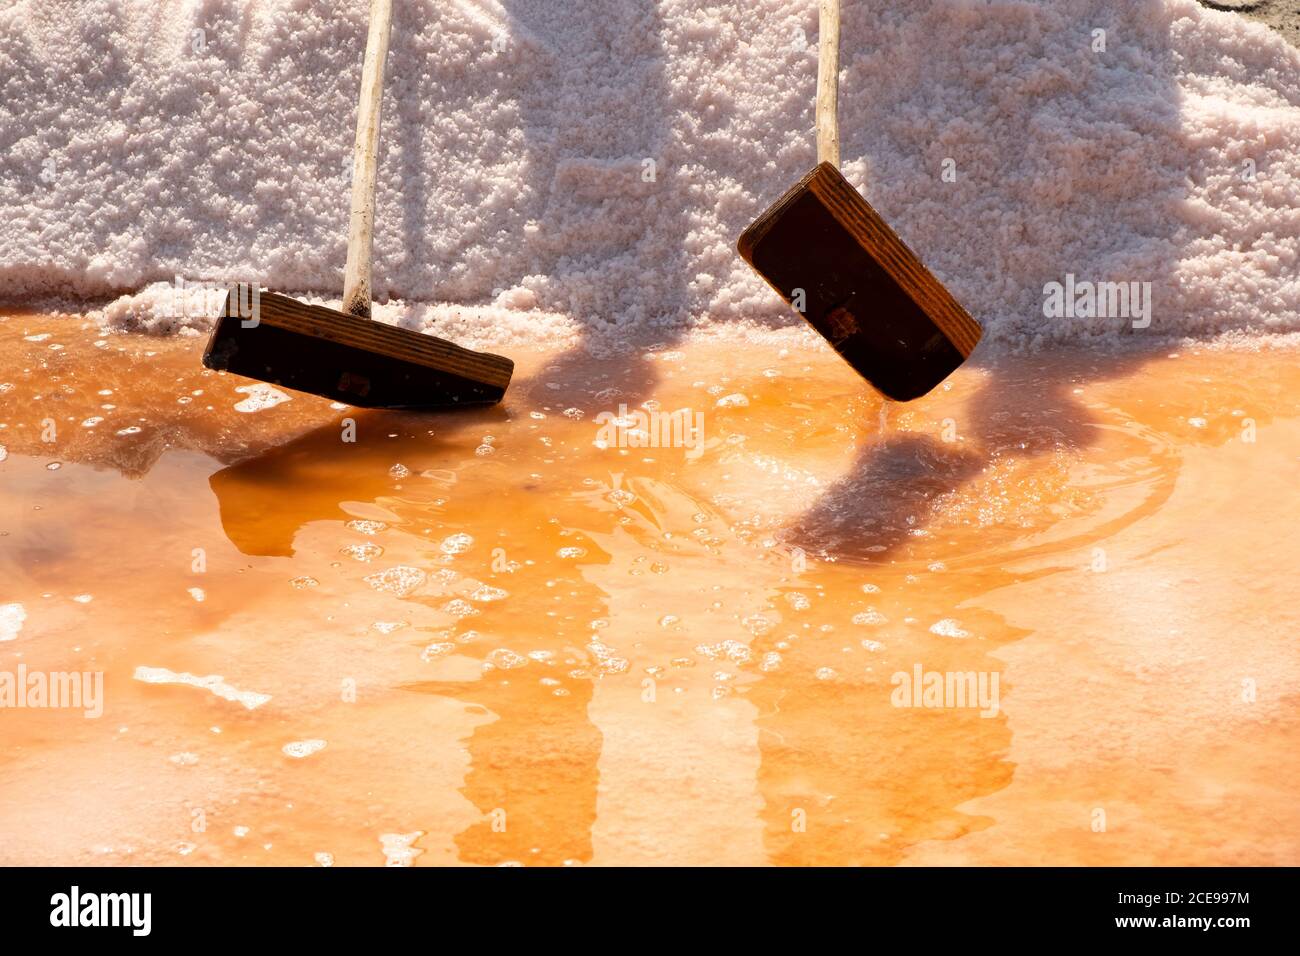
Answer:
[1,0,1298,348]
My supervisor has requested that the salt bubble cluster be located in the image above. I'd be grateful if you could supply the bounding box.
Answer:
[586,640,630,675]
[421,642,456,662]
[380,832,424,868]
[695,640,752,665]
[486,648,528,670]
[930,619,972,638]
[440,533,474,555]
[340,542,383,562]
[1,602,27,641]
[233,383,292,413]
[441,598,480,618]
[363,566,427,597]
[282,739,327,759]
[852,608,888,626]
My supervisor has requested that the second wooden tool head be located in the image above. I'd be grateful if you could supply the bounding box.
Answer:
[738,163,981,402]
[738,0,980,401]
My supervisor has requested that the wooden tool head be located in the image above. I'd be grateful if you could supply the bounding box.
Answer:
[738,162,981,401]
[202,291,513,409]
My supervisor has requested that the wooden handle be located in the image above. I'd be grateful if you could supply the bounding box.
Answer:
[816,0,840,169]
[342,0,394,319]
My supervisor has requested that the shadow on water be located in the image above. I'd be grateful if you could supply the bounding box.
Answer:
[784,0,1202,568]
[748,2,1209,862]
[207,404,508,557]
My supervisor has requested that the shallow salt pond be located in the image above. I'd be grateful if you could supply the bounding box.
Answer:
[1,310,1297,865]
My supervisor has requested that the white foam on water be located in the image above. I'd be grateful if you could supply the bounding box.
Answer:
[2,1,1296,348]
[282,739,327,759]
[486,648,528,670]
[0,603,26,641]
[133,666,272,710]
[379,831,425,868]
[363,566,428,597]
[341,542,383,562]
[930,619,972,639]
[421,642,456,662]
[439,533,474,555]
[233,383,292,413]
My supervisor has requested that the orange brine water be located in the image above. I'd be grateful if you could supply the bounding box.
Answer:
[1,310,1297,865]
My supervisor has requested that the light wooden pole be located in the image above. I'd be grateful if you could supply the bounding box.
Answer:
[342,0,394,319]
[816,0,840,169]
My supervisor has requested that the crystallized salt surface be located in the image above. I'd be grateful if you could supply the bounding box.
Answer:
[3,1,1297,348]
[133,666,272,710]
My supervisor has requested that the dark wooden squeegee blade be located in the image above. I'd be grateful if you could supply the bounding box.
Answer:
[738,162,982,401]
[201,291,513,409]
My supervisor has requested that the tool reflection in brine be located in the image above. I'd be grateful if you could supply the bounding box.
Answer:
[207,407,506,557]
